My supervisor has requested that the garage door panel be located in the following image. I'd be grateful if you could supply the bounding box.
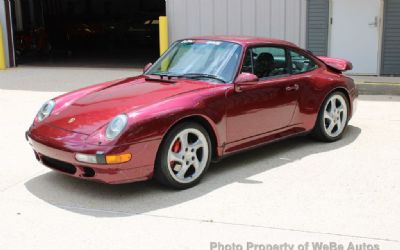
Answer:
[382,0,400,75]
[306,0,329,56]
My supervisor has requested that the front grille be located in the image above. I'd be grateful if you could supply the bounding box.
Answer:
[41,156,77,175]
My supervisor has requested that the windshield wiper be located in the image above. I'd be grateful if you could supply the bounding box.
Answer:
[148,72,227,83]
[180,73,227,83]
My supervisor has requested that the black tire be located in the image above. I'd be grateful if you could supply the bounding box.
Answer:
[154,122,212,189]
[312,91,350,142]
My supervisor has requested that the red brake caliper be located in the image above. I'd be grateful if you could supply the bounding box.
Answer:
[170,139,181,170]
[172,139,181,153]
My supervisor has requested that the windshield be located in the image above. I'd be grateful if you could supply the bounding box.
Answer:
[146,40,242,83]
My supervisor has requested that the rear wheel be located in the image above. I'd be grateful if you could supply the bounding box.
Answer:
[154,122,212,189]
[312,91,349,142]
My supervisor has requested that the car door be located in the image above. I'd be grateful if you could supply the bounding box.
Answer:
[226,45,300,143]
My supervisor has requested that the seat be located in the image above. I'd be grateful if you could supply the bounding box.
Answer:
[254,52,275,78]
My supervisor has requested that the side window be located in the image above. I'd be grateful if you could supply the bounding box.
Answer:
[241,46,288,79]
[290,51,318,74]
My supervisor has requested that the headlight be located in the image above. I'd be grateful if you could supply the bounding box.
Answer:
[37,100,55,122]
[106,114,128,140]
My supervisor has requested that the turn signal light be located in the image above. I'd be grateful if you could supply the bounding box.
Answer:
[106,153,132,164]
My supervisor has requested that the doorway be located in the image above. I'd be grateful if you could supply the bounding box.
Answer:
[12,0,165,68]
[329,0,383,75]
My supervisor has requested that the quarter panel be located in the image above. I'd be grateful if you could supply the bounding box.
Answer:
[294,68,355,130]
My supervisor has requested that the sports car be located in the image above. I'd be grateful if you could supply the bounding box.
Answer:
[26,36,358,189]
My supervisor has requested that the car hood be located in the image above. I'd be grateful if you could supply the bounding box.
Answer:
[47,76,215,135]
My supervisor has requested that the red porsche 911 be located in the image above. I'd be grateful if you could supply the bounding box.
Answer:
[26,36,357,189]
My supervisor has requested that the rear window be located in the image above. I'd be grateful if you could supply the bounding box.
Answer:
[290,50,318,74]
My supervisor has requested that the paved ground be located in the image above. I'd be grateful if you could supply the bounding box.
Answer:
[1,67,400,250]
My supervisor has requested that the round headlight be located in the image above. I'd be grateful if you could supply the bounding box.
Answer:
[37,100,55,122]
[106,114,128,140]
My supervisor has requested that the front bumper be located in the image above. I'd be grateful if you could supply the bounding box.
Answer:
[26,129,160,184]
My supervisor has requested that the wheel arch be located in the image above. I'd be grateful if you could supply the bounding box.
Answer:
[312,86,352,129]
[311,86,352,142]
[157,115,220,161]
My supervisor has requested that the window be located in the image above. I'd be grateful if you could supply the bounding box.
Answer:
[290,51,318,74]
[241,46,289,79]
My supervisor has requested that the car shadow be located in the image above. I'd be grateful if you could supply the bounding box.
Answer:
[25,126,361,217]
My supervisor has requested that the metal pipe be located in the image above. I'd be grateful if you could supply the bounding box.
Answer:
[159,16,169,55]
[0,23,6,70]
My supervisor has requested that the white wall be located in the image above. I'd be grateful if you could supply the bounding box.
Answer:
[166,0,307,47]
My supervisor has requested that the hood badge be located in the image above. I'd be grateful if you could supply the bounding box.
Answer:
[68,118,76,124]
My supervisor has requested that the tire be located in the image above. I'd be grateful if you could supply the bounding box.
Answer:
[154,122,212,189]
[312,91,350,142]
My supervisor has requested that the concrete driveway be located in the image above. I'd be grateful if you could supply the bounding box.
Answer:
[1,67,399,250]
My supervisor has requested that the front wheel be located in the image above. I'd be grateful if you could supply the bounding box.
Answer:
[312,91,349,142]
[154,122,212,189]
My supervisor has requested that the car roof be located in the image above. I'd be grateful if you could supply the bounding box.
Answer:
[188,35,299,48]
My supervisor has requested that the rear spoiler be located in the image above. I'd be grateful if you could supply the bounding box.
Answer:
[317,56,353,72]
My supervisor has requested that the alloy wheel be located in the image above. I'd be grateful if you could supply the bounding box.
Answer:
[323,94,348,138]
[167,128,209,184]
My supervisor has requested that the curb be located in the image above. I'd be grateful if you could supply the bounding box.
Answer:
[355,82,400,95]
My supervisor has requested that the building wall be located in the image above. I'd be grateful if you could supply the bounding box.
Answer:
[166,0,307,48]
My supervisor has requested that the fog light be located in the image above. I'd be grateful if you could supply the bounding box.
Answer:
[75,153,98,164]
[106,153,132,164]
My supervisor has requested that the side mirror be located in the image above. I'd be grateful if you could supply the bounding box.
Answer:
[143,63,153,73]
[234,73,258,92]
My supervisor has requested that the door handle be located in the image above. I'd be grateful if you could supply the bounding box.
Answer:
[286,84,299,91]
[368,16,378,27]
